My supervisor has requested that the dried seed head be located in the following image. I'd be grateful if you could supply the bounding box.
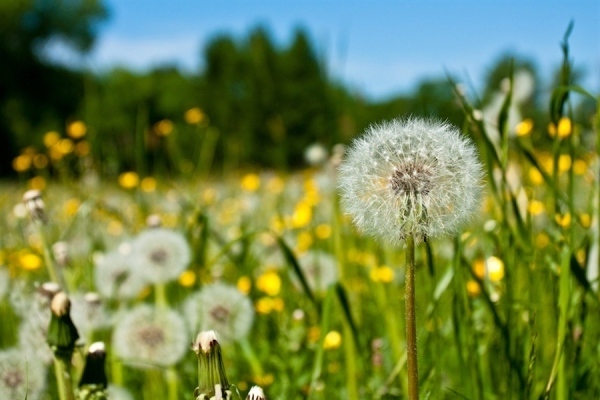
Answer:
[22,190,47,223]
[146,214,163,228]
[192,330,218,355]
[52,241,69,266]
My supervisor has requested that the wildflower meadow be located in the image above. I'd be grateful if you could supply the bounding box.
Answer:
[0,9,599,400]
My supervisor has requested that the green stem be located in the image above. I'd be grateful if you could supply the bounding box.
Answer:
[238,337,264,379]
[342,321,359,400]
[155,283,167,309]
[405,235,419,400]
[166,367,179,400]
[53,358,75,400]
[36,223,64,289]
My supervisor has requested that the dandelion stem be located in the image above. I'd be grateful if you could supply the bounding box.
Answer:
[405,235,419,400]
[53,358,75,400]
[36,222,63,289]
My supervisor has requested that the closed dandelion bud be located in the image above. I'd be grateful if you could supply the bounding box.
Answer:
[192,331,232,400]
[22,189,47,224]
[77,342,108,400]
[338,117,483,244]
[47,291,80,361]
[52,241,70,267]
[246,385,266,400]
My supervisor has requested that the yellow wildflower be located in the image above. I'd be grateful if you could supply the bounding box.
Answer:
[178,270,196,287]
[241,173,260,192]
[515,118,533,136]
[67,120,87,139]
[20,252,42,270]
[237,276,252,294]
[256,270,281,296]
[323,330,342,350]
[118,171,139,189]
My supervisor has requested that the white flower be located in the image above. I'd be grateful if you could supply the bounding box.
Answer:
[0,348,46,400]
[338,117,482,244]
[112,305,188,368]
[247,385,266,400]
[130,228,191,284]
[304,143,329,166]
[94,247,147,300]
[184,283,254,343]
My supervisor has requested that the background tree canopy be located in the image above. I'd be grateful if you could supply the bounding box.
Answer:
[1,0,593,178]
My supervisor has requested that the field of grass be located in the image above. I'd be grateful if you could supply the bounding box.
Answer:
[1,47,599,400]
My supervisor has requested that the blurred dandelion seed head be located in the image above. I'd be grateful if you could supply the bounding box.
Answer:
[338,117,483,244]
[0,348,46,400]
[113,305,188,368]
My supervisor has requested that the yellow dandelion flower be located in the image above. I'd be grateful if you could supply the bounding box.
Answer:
[370,266,394,283]
[292,202,312,228]
[547,122,557,137]
[528,200,545,216]
[573,159,588,175]
[267,176,285,194]
[241,173,260,192]
[255,297,274,314]
[466,280,481,297]
[64,198,81,216]
[555,213,571,227]
[323,330,342,350]
[515,118,534,136]
[75,141,90,157]
[178,270,196,287]
[12,155,32,172]
[118,171,139,189]
[473,259,486,279]
[58,138,74,155]
[308,326,321,343]
[28,176,46,190]
[107,220,123,236]
[43,131,61,147]
[256,270,281,296]
[253,374,274,387]
[237,276,252,294]
[486,256,504,282]
[272,297,284,311]
[140,177,157,192]
[67,120,87,139]
[202,188,217,205]
[184,107,205,125]
[579,214,591,228]
[315,223,331,240]
[558,154,571,172]
[528,167,544,186]
[557,117,572,139]
[33,154,49,169]
[20,252,42,270]
[295,231,313,253]
[155,119,173,136]
[535,233,549,248]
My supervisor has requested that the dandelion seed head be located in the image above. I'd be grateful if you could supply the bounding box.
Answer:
[112,305,188,368]
[184,283,254,343]
[0,348,46,400]
[338,117,483,244]
[94,248,146,300]
[131,228,191,284]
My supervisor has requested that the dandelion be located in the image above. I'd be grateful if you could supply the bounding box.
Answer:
[338,117,482,244]
[77,342,108,398]
[130,228,191,284]
[338,117,482,400]
[94,248,147,300]
[0,348,47,400]
[304,143,329,166]
[192,330,232,400]
[69,292,109,339]
[184,283,254,343]
[112,304,188,368]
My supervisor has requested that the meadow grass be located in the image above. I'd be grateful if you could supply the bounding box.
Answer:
[0,44,599,400]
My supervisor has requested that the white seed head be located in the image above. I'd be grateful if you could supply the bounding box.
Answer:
[146,214,163,228]
[22,189,47,223]
[338,117,483,244]
[246,385,266,400]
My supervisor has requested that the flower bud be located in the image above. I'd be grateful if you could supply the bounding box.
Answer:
[246,386,266,400]
[192,331,231,400]
[52,241,69,267]
[47,291,80,361]
[78,341,108,396]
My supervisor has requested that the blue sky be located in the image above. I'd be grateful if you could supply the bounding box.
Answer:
[63,0,599,100]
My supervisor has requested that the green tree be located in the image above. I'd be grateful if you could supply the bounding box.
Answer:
[0,0,107,175]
